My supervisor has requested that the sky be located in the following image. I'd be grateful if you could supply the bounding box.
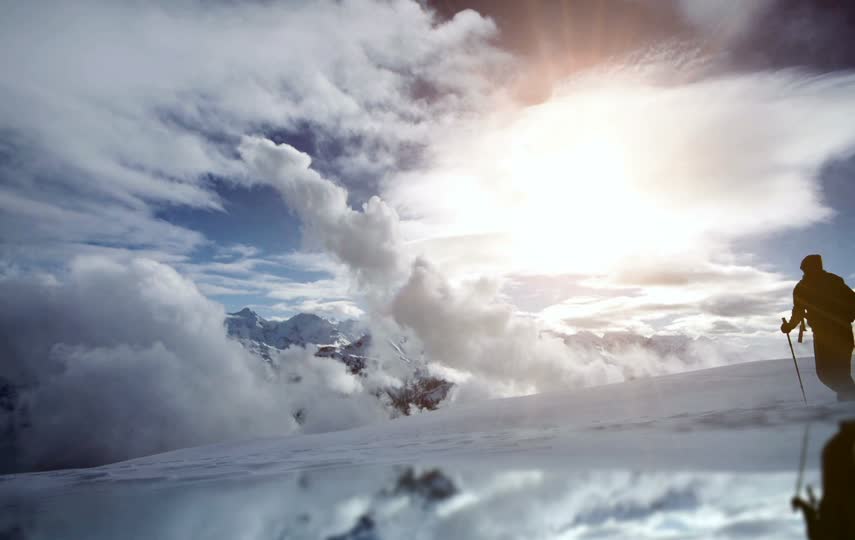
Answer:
[2,1,855,348]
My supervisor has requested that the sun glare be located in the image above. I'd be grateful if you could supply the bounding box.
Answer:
[403,83,722,277]
[479,93,699,276]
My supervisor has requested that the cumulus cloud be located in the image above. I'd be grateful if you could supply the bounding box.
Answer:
[230,129,737,400]
[238,136,405,286]
[0,257,389,473]
[385,259,733,399]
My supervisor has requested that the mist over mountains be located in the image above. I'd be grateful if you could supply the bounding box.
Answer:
[0,256,737,475]
[0,260,391,474]
[226,306,720,381]
[225,307,454,418]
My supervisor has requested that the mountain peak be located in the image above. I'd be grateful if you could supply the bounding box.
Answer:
[230,307,259,319]
[287,313,325,324]
[226,309,355,348]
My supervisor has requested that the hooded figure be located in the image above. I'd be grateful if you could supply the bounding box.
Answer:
[781,255,855,401]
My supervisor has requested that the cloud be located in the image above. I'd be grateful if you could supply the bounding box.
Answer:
[5,0,833,350]
[386,259,737,399]
[387,68,855,278]
[175,251,347,300]
[213,244,260,260]
[374,62,855,346]
[538,261,794,339]
[273,299,365,321]
[613,261,772,287]
[0,0,507,267]
[229,122,767,400]
[0,189,206,259]
[685,0,855,72]
[239,136,407,288]
[0,256,389,473]
[700,293,785,318]
[271,251,349,275]
[226,133,740,396]
[709,320,743,334]
[676,0,776,44]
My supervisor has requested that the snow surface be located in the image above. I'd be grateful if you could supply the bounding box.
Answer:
[1,358,853,539]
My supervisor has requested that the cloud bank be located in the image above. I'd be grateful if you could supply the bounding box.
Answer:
[0,257,387,473]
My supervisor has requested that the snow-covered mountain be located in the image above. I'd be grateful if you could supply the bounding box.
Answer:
[226,308,376,377]
[226,308,454,417]
[226,308,359,349]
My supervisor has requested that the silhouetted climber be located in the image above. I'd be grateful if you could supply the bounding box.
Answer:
[792,420,855,539]
[781,255,855,401]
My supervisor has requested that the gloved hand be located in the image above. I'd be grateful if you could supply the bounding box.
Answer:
[780,319,793,334]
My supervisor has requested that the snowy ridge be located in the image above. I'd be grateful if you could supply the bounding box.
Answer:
[4,357,850,491]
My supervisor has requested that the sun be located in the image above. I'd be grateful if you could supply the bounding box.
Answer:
[484,95,700,273]
[497,113,666,274]
[399,85,705,277]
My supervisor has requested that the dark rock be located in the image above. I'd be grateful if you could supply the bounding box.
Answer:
[386,376,453,416]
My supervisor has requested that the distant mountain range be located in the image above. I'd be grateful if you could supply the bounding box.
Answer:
[226,308,362,350]
[225,309,723,419]
[225,308,453,416]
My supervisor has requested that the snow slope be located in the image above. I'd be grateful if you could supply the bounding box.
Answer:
[1,357,853,539]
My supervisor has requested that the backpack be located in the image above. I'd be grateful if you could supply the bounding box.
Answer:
[844,281,855,323]
[830,273,855,323]
[796,272,855,327]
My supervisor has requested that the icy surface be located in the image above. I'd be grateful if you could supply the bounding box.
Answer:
[1,358,853,539]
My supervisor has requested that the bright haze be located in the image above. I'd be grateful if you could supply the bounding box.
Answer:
[1,0,855,469]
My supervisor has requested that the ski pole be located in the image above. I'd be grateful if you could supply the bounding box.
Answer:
[783,317,807,404]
